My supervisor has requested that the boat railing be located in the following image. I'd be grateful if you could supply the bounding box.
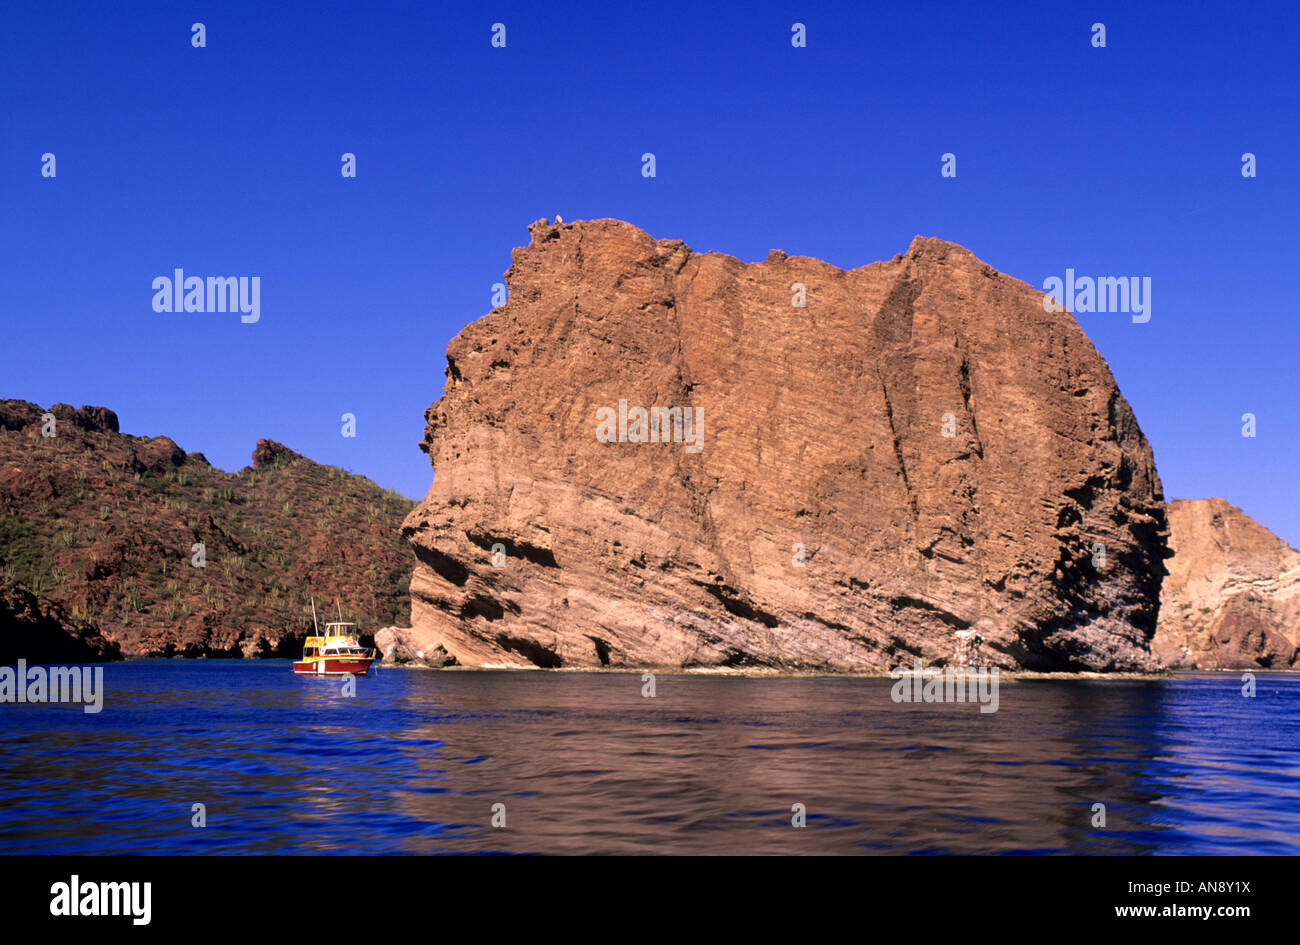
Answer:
[303,636,377,660]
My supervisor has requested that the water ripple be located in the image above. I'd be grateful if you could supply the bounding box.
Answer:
[0,664,1296,854]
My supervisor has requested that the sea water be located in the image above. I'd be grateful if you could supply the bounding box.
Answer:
[0,662,1296,854]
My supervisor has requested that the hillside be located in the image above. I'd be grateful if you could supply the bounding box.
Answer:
[0,400,414,658]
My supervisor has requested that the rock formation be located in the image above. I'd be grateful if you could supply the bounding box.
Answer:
[252,438,304,470]
[0,582,121,664]
[379,219,1169,672]
[0,400,414,658]
[1153,498,1300,669]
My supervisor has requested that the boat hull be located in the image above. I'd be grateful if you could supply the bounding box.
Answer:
[292,657,375,676]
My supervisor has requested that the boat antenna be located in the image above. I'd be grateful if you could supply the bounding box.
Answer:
[310,596,319,635]
[336,597,344,623]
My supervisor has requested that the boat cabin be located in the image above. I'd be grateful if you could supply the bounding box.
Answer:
[301,622,370,658]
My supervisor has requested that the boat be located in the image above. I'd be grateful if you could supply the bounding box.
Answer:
[292,598,378,676]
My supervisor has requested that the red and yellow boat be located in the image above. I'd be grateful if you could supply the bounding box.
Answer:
[293,599,377,676]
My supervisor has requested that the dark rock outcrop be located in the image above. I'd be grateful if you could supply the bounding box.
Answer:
[0,401,42,432]
[251,438,304,470]
[0,401,120,435]
[0,582,121,664]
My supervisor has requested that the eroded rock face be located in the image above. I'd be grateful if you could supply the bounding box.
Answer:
[389,219,1168,671]
[1153,499,1300,669]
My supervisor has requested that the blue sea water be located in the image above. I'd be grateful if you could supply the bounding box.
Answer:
[0,663,1296,855]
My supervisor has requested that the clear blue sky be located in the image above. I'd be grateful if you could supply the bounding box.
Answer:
[3,2,1297,544]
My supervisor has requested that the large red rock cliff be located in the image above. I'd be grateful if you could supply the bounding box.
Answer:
[380,219,1168,671]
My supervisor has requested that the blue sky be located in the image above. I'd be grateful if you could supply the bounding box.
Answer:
[3,1,1297,544]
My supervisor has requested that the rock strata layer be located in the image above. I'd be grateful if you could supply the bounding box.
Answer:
[381,219,1169,672]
